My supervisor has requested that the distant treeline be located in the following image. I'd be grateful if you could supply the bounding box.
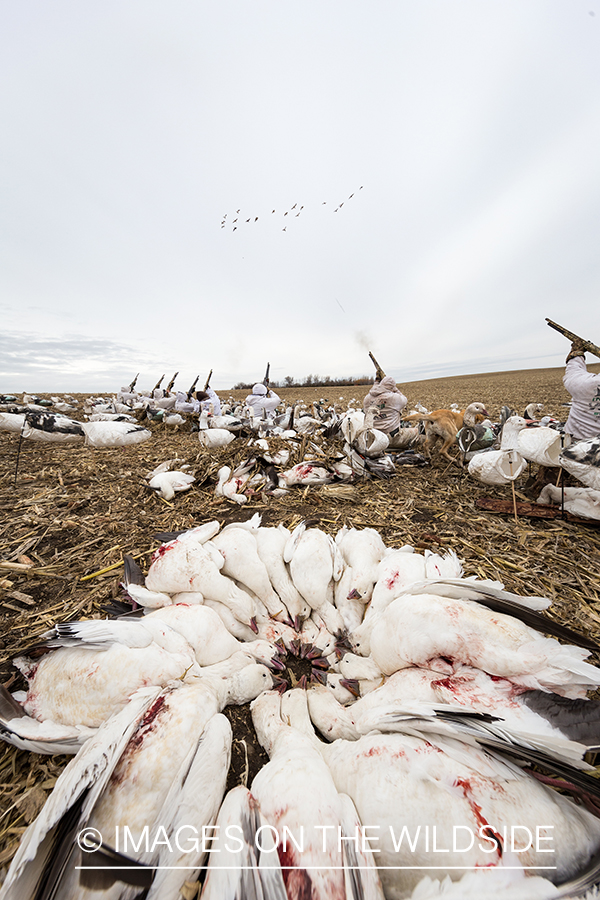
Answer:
[232,374,374,390]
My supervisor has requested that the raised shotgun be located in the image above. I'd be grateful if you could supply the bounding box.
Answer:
[546,318,600,361]
[368,351,386,381]
[187,375,200,400]
[204,369,213,391]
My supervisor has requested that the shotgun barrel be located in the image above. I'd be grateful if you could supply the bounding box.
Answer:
[263,363,270,390]
[546,318,600,361]
[204,369,213,392]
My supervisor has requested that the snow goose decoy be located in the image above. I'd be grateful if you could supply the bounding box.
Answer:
[468,415,529,485]
[81,420,151,448]
[21,411,85,443]
[559,436,600,490]
[352,405,390,458]
[517,425,571,467]
[537,483,600,521]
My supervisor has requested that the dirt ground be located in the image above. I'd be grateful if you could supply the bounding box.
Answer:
[1,364,600,882]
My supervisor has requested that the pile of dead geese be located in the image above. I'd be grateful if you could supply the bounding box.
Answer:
[2,516,600,899]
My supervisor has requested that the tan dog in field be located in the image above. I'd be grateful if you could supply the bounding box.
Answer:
[403,402,489,462]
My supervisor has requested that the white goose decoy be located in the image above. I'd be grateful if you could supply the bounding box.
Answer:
[21,412,85,443]
[517,426,570,467]
[0,412,26,432]
[559,436,600,490]
[537,483,600,521]
[340,408,365,444]
[352,406,390,458]
[198,428,235,449]
[81,420,152,448]
[468,416,529,485]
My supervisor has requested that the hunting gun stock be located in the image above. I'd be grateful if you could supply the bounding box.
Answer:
[546,318,600,361]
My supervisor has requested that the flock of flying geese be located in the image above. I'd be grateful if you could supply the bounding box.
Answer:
[220,187,364,233]
[2,513,600,898]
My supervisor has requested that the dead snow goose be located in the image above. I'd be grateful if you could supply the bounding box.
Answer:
[210,527,287,619]
[145,533,258,630]
[147,470,195,500]
[254,524,311,627]
[367,592,600,696]
[13,618,202,727]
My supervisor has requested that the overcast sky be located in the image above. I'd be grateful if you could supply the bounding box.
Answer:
[1,1,599,393]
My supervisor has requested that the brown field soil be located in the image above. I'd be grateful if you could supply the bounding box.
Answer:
[1,365,600,883]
